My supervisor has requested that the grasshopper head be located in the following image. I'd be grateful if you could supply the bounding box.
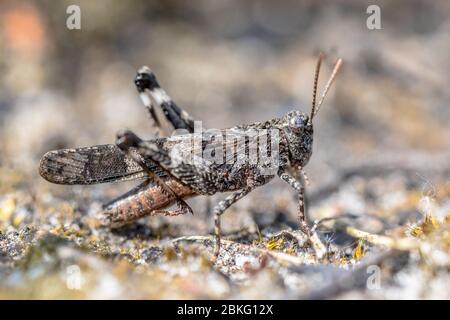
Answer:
[282,110,314,167]
[282,55,342,168]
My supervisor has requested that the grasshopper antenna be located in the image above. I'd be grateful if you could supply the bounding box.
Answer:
[309,53,324,123]
[311,57,343,121]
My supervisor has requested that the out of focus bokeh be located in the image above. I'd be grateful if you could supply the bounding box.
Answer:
[0,0,449,299]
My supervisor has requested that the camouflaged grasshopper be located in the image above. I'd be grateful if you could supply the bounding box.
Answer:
[39,54,342,258]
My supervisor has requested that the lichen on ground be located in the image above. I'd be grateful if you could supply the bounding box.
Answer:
[1,164,449,299]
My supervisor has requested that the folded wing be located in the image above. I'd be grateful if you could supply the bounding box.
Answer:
[39,144,148,185]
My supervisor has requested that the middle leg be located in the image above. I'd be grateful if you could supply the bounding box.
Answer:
[213,186,254,259]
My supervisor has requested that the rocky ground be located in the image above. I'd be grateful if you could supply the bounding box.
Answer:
[0,1,449,299]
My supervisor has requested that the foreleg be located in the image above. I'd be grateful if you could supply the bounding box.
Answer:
[278,169,326,259]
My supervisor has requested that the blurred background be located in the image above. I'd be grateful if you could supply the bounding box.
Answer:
[0,0,449,299]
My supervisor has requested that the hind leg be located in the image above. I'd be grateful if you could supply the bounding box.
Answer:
[134,66,195,133]
[115,129,194,216]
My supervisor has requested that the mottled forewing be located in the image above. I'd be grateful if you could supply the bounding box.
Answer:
[39,144,146,185]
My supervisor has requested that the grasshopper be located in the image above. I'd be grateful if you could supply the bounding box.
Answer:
[39,54,342,258]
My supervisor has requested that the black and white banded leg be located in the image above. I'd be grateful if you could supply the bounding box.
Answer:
[134,66,195,133]
[278,169,327,259]
[213,186,254,258]
[134,67,217,215]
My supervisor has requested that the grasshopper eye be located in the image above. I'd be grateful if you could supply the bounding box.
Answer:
[290,115,306,129]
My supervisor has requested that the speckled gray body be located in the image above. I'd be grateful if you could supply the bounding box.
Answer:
[39,58,340,257]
